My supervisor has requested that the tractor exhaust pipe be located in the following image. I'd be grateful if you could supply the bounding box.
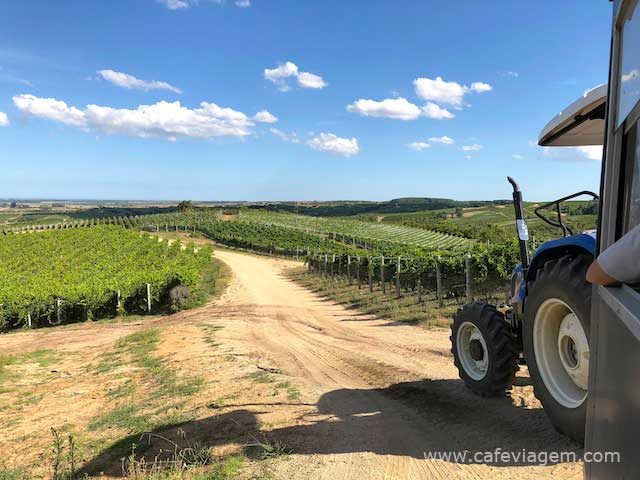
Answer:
[507,176,530,274]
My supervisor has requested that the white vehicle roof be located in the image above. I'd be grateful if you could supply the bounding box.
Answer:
[538,84,607,146]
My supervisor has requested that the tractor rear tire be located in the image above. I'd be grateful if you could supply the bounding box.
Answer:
[523,254,592,444]
[451,302,518,397]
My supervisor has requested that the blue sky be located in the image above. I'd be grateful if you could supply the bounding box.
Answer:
[0,0,612,201]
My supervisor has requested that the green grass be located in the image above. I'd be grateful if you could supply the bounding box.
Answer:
[288,269,456,328]
[274,381,299,401]
[89,329,205,435]
[21,349,58,367]
[0,466,32,480]
[246,371,274,384]
[0,349,60,384]
[88,403,148,432]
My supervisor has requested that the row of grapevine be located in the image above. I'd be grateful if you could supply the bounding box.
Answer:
[0,225,213,330]
[306,252,510,306]
[239,210,472,250]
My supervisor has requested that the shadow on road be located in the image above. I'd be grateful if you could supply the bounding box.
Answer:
[80,378,580,475]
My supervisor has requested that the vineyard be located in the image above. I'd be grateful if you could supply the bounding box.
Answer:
[1,207,521,306]
[240,210,473,249]
[0,226,213,330]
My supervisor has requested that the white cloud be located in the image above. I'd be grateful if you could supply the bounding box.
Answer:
[622,69,640,82]
[13,94,86,126]
[502,70,519,78]
[414,76,492,106]
[428,135,454,145]
[513,154,523,160]
[422,102,454,119]
[576,145,603,160]
[462,144,483,151]
[470,81,492,93]
[541,145,603,162]
[253,110,278,123]
[264,61,327,91]
[297,71,327,89]
[98,69,182,94]
[14,94,256,140]
[0,112,9,126]
[407,141,430,151]
[158,0,247,9]
[347,97,421,120]
[264,62,299,91]
[158,0,190,9]
[270,128,300,143]
[307,132,360,157]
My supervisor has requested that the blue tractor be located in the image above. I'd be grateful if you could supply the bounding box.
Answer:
[450,85,606,444]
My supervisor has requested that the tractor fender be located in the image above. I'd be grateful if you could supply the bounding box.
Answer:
[512,233,596,314]
[527,233,596,282]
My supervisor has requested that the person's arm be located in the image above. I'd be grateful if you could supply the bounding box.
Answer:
[587,224,640,285]
[586,260,618,285]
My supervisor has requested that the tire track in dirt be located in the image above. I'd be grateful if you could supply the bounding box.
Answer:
[210,250,584,480]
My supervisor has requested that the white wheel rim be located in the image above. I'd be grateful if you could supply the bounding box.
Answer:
[457,321,489,381]
[533,298,589,408]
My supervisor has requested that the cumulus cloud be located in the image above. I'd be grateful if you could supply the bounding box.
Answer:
[297,71,328,89]
[407,141,430,151]
[541,145,603,162]
[428,135,454,145]
[270,128,300,143]
[347,97,421,120]
[414,76,492,107]
[307,132,360,157]
[422,102,454,119]
[470,81,492,93]
[253,110,278,123]
[98,69,182,94]
[0,112,9,126]
[13,94,257,140]
[576,145,603,160]
[235,0,251,6]
[264,61,327,91]
[462,144,483,151]
[13,94,86,126]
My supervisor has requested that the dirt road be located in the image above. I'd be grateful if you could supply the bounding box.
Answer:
[0,248,583,479]
[209,250,583,480]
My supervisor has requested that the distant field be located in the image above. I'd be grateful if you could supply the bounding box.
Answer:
[239,210,472,250]
[364,201,598,243]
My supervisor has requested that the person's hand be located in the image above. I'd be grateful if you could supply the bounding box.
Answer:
[586,260,618,286]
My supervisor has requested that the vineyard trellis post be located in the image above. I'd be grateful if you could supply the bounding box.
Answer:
[395,256,401,299]
[331,254,336,277]
[56,298,62,324]
[324,254,328,277]
[356,256,361,289]
[146,283,152,312]
[347,255,352,285]
[117,290,122,311]
[368,257,373,292]
[380,255,386,294]
[27,313,32,329]
[436,257,444,307]
[465,254,472,303]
